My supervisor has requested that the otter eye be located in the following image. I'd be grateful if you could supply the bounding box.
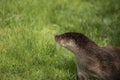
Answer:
[61,36,65,39]
[61,36,63,38]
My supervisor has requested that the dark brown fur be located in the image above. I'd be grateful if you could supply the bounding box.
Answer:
[55,32,120,80]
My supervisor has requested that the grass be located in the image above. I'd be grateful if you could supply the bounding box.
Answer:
[0,0,120,80]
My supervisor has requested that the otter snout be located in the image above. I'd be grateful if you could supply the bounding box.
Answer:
[55,35,61,42]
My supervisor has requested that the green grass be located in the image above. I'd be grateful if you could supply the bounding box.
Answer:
[0,0,120,80]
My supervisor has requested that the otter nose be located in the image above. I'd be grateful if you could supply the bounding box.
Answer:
[55,35,62,42]
[55,35,59,41]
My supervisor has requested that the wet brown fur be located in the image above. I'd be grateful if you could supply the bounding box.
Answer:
[55,32,120,80]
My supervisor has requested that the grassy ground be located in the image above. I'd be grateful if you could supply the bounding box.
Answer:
[0,0,120,80]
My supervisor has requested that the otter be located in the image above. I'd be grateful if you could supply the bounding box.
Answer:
[55,32,120,80]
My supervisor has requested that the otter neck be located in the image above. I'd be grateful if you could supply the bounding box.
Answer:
[66,41,100,56]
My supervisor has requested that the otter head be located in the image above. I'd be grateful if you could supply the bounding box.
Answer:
[55,32,94,52]
[55,35,75,48]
